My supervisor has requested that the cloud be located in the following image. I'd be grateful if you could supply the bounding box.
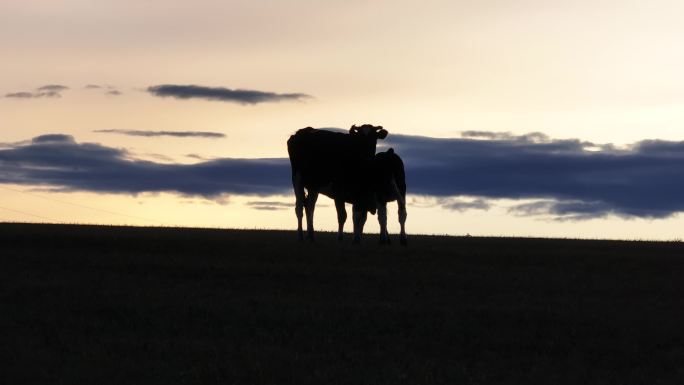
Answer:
[408,196,490,212]
[0,135,289,197]
[5,84,69,98]
[84,84,123,96]
[37,85,69,92]
[5,92,36,98]
[4,131,684,219]
[186,154,214,161]
[94,129,225,139]
[508,200,614,221]
[440,198,490,212]
[246,201,292,211]
[146,84,311,104]
[32,134,75,144]
[382,132,684,219]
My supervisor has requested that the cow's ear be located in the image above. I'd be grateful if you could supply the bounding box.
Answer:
[388,148,394,154]
[349,124,358,134]
[377,129,388,139]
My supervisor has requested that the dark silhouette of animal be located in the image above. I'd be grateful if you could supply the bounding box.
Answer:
[287,124,387,242]
[330,148,407,245]
[373,148,407,245]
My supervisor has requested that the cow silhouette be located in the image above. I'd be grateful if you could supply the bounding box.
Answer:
[287,125,387,242]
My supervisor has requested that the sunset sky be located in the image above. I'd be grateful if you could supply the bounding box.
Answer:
[2,0,684,239]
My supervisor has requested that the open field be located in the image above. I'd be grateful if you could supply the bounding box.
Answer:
[2,223,684,384]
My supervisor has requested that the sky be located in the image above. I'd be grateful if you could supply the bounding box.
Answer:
[2,0,684,239]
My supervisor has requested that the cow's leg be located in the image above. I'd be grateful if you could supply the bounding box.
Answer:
[398,199,407,246]
[377,201,390,244]
[304,190,319,242]
[352,203,367,244]
[335,199,347,241]
[293,172,305,241]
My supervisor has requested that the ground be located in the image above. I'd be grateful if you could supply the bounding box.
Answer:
[2,223,684,384]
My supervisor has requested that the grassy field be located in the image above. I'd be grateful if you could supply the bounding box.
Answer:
[2,223,684,384]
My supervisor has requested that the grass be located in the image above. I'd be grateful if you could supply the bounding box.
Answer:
[2,223,684,384]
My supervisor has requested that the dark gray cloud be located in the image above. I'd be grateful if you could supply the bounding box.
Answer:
[508,200,613,221]
[147,84,311,104]
[106,90,122,96]
[382,132,684,219]
[84,84,101,89]
[0,134,289,197]
[94,129,225,139]
[5,84,69,98]
[3,132,684,219]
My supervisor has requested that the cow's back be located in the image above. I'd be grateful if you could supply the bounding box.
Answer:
[287,128,355,189]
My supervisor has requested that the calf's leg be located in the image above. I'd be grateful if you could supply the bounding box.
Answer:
[335,199,347,241]
[398,201,407,245]
[377,202,390,244]
[390,177,408,246]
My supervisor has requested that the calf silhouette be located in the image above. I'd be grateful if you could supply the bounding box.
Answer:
[287,125,387,242]
[330,148,407,245]
[373,148,407,245]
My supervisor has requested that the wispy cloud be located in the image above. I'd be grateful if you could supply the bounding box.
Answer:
[508,200,613,221]
[186,154,214,161]
[94,129,225,139]
[146,84,312,104]
[440,198,490,212]
[5,84,69,98]
[246,201,292,211]
[37,85,68,92]
[84,84,123,96]
[5,92,37,98]
[408,196,490,212]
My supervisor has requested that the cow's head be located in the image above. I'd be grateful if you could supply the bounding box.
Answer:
[349,124,387,157]
[349,124,388,139]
